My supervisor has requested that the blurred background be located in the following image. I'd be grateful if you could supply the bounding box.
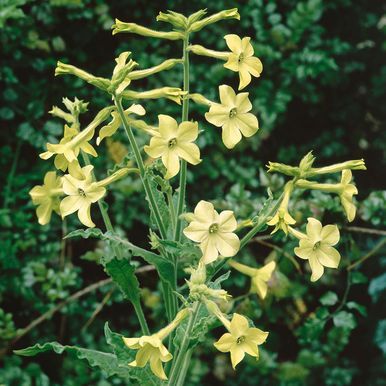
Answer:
[0,0,385,385]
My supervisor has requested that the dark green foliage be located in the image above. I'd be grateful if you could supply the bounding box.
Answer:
[0,0,385,385]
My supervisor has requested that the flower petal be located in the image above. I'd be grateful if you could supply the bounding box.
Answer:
[241,36,254,57]
[238,65,252,90]
[177,121,198,142]
[244,56,263,77]
[309,255,324,282]
[222,120,242,149]
[183,221,209,242]
[78,203,95,228]
[162,150,180,179]
[306,217,322,243]
[176,142,201,165]
[205,104,231,127]
[214,333,234,352]
[294,246,313,260]
[224,34,242,54]
[230,313,249,336]
[230,346,245,369]
[317,245,341,268]
[224,54,239,72]
[193,200,216,223]
[145,137,167,159]
[246,328,269,345]
[235,92,252,113]
[60,196,83,217]
[235,113,259,137]
[215,232,240,257]
[149,357,168,380]
[218,210,237,232]
[219,85,237,106]
[36,201,53,226]
[200,236,218,264]
[158,114,178,139]
[321,224,340,246]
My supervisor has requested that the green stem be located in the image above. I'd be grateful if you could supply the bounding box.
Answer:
[175,348,192,386]
[115,97,177,321]
[81,151,149,335]
[167,302,200,385]
[114,97,168,240]
[174,36,190,242]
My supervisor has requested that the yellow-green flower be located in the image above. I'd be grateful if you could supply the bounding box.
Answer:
[339,170,358,222]
[40,125,79,171]
[29,171,63,225]
[60,165,106,228]
[213,313,269,369]
[205,85,259,149]
[144,115,201,179]
[123,335,171,380]
[229,260,276,299]
[223,34,263,90]
[183,200,240,264]
[96,104,146,145]
[290,218,341,282]
[122,309,189,380]
[40,124,97,168]
[266,181,296,234]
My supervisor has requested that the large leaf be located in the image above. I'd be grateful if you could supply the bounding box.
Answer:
[104,323,161,386]
[105,258,141,305]
[14,342,132,379]
[65,228,175,289]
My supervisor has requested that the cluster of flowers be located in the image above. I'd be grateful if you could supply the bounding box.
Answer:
[29,8,366,380]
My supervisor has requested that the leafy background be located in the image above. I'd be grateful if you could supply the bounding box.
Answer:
[0,0,385,385]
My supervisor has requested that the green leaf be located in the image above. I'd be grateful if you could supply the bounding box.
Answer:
[369,273,386,302]
[374,319,386,354]
[351,271,368,284]
[319,291,338,306]
[105,258,141,305]
[65,228,175,290]
[14,342,132,379]
[333,311,356,329]
[346,301,367,317]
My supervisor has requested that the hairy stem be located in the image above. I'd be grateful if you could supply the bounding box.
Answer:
[174,36,190,242]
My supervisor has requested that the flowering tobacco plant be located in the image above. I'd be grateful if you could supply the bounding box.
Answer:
[17,8,366,385]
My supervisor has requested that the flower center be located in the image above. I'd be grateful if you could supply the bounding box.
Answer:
[313,241,321,251]
[168,138,177,148]
[209,223,219,234]
[236,335,246,344]
[78,188,86,197]
[229,107,238,118]
[238,53,244,63]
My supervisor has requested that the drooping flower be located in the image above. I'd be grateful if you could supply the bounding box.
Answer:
[266,181,296,234]
[289,218,341,282]
[223,34,263,90]
[183,200,240,264]
[29,171,63,225]
[213,312,269,369]
[229,260,276,299]
[60,164,106,228]
[96,104,146,145]
[144,115,201,179]
[338,170,358,222]
[122,309,189,380]
[205,85,259,149]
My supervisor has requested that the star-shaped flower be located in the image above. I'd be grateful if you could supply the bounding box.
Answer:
[29,171,63,225]
[205,85,259,149]
[144,115,201,179]
[214,313,269,369]
[291,218,341,282]
[183,200,240,264]
[223,34,263,90]
[60,164,106,228]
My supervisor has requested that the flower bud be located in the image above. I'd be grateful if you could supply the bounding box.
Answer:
[189,93,213,106]
[121,87,186,105]
[308,159,366,176]
[97,168,133,187]
[128,58,183,80]
[266,161,300,177]
[299,151,316,174]
[189,8,240,32]
[156,10,187,30]
[188,44,230,60]
[49,106,74,124]
[189,261,207,285]
[55,61,110,92]
[112,19,184,40]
